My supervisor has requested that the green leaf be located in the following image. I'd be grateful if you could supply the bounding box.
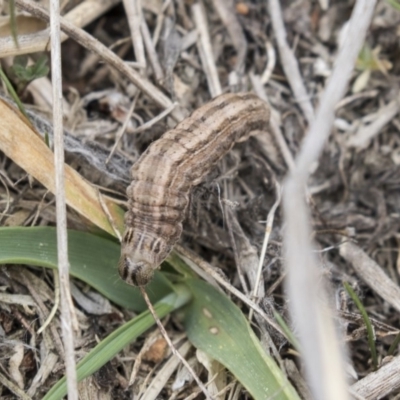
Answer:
[387,0,400,11]
[0,66,30,120]
[183,279,300,400]
[0,226,172,311]
[11,55,49,83]
[44,286,191,400]
[8,0,19,49]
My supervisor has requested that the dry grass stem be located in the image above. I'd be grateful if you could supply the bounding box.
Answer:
[49,0,78,397]
[106,92,139,164]
[0,372,32,400]
[140,16,164,82]
[261,41,276,85]
[37,270,60,335]
[267,0,315,124]
[249,75,295,170]
[351,355,400,399]
[192,2,222,97]
[123,0,146,70]
[347,93,400,148]
[283,0,377,399]
[249,181,281,320]
[212,0,247,74]
[128,330,161,386]
[340,241,400,312]
[140,287,214,400]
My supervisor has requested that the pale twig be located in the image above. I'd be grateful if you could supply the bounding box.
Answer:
[123,0,146,70]
[250,73,295,171]
[0,0,121,57]
[283,1,377,400]
[339,241,400,313]
[152,2,166,48]
[351,354,400,399]
[141,17,164,82]
[37,270,60,335]
[0,372,32,400]
[49,0,77,398]
[127,102,177,134]
[128,330,160,386]
[192,2,222,97]
[13,0,185,122]
[347,94,400,149]
[249,180,281,321]
[139,287,214,400]
[261,40,276,85]
[212,0,247,74]
[106,92,139,164]
[97,190,123,241]
[0,172,11,224]
[267,0,314,124]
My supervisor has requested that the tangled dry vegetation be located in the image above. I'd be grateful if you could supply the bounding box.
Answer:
[1,0,400,399]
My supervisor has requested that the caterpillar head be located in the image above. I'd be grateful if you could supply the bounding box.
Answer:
[118,228,172,286]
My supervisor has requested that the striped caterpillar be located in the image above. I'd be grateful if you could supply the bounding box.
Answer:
[119,92,271,286]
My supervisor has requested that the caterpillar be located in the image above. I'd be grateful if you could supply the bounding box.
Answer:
[119,92,271,286]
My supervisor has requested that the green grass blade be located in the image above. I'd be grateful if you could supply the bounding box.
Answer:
[0,226,172,311]
[0,67,29,119]
[183,279,300,400]
[344,282,378,369]
[44,286,191,400]
[273,311,301,351]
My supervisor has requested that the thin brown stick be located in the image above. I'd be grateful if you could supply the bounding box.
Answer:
[123,0,146,70]
[139,286,214,400]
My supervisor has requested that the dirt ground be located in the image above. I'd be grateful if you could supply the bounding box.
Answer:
[1,0,400,399]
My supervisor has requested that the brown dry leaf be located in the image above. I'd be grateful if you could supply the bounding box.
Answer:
[0,15,46,37]
[142,337,168,363]
[8,341,25,389]
[0,99,124,236]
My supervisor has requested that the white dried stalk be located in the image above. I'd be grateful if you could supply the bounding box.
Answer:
[141,16,164,82]
[339,241,400,312]
[347,94,400,148]
[49,0,78,397]
[283,1,377,400]
[123,0,146,70]
[267,0,315,124]
[351,354,400,399]
[192,2,222,98]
